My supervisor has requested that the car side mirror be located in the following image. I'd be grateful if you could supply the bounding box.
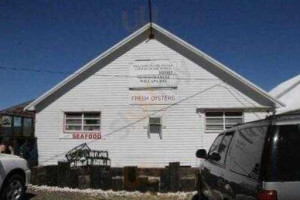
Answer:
[209,152,221,162]
[196,149,207,159]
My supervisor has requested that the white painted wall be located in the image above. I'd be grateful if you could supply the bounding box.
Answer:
[35,39,267,167]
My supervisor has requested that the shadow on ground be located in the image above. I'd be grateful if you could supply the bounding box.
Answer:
[24,193,36,200]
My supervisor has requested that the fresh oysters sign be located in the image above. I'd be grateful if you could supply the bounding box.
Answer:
[129,60,177,88]
[130,90,177,105]
[129,60,178,105]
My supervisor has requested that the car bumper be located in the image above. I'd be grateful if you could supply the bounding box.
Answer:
[25,169,31,186]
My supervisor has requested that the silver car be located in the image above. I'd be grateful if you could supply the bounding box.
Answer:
[195,114,300,200]
[0,154,31,200]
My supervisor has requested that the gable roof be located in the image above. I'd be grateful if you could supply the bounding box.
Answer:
[270,74,300,114]
[1,100,34,118]
[25,23,284,111]
[270,74,300,98]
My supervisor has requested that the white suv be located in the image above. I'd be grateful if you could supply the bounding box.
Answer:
[0,154,31,200]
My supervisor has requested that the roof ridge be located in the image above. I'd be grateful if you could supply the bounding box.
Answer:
[24,23,283,111]
[276,78,300,98]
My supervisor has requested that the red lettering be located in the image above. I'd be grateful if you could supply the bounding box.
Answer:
[72,133,101,140]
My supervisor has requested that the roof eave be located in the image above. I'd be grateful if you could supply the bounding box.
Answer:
[152,24,285,108]
[24,23,152,111]
[25,23,284,111]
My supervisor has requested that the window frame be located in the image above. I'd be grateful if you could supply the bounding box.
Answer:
[64,112,101,133]
[23,117,34,137]
[205,111,244,132]
[0,115,34,137]
[148,117,162,139]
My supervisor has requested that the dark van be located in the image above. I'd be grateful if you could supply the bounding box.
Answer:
[195,114,300,200]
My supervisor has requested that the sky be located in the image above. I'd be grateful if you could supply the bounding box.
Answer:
[0,0,299,109]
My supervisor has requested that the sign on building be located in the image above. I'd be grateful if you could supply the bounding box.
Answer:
[130,90,177,105]
[129,60,178,105]
[129,60,177,88]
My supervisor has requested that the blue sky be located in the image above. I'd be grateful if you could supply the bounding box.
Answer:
[0,0,299,109]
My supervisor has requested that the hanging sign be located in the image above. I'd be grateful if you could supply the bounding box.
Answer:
[129,60,177,88]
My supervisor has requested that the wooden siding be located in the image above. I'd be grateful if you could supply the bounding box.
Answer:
[35,39,267,167]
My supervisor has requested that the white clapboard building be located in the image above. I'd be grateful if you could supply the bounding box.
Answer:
[25,23,282,167]
[270,74,300,114]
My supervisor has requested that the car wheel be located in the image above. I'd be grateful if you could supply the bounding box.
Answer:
[1,174,25,200]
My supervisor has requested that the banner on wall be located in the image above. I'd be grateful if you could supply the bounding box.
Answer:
[129,60,177,88]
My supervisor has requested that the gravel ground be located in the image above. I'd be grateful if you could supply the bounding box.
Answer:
[25,185,197,200]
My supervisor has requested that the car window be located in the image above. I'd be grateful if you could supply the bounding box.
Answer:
[208,134,223,156]
[230,126,267,180]
[265,124,300,181]
[208,131,234,165]
[218,132,234,164]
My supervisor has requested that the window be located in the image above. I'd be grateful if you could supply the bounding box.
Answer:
[23,118,33,137]
[266,124,300,182]
[205,111,243,132]
[13,116,22,136]
[148,117,162,139]
[230,126,267,180]
[208,132,234,164]
[208,134,224,156]
[1,115,12,127]
[0,115,12,137]
[65,112,101,132]
[218,132,234,164]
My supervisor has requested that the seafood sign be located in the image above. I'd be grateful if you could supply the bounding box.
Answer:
[72,133,101,139]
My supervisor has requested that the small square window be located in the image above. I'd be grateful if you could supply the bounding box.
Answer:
[148,117,162,139]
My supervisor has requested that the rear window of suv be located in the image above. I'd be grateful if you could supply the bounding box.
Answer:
[230,126,268,180]
[265,124,300,182]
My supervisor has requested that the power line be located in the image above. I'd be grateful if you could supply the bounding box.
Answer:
[220,85,264,119]
[0,65,219,81]
[39,82,223,165]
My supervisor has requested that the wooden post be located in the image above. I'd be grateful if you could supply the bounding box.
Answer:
[169,162,180,192]
[111,176,124,191]
[57,161,71,187]
[124,166,138,191]
[78,175,90,189]
[45,165,58,186]
[90,166,103,189]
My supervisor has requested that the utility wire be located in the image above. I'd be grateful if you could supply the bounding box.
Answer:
[0,65,218,81]
[39,82,223,165]
[220,85,265,119]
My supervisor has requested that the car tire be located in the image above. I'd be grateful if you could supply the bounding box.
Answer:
[0,174,25,200]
